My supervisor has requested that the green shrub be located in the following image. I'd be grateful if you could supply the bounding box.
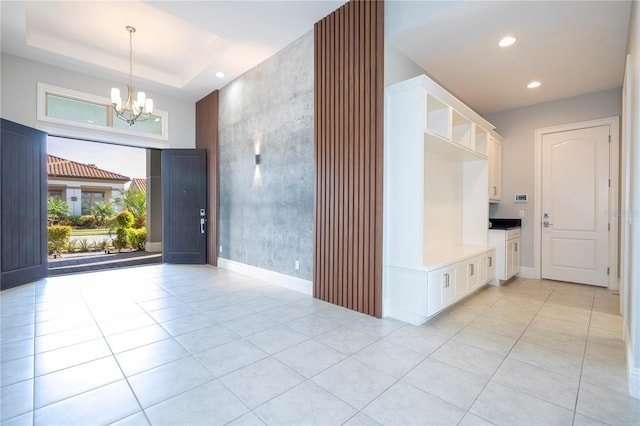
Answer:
[67,238,78,253]
[126,227,146,251]
[48,225,72,254]
[90,201,115,227]
[78,238,92,252]
[99,238,111,250]
[114,211,134,228]
[134,213,146,229]
[79,215,97,228]
[58,218,73,226]
[113,229,129,251]
[112,211,135,252]
[47,198,70,225]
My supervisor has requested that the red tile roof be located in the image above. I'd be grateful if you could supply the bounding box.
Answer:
[47,155,130,182]
[130,178,147,193]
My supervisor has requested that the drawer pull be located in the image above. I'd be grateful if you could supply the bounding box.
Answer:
[488,256,493,267]
[469,264,474,276]
[443,273,449,288]
[514,243,518,253]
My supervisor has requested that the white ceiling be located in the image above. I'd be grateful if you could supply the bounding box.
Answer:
[0,0,346,101]
[386,1,632,114]
[1,1,632,114]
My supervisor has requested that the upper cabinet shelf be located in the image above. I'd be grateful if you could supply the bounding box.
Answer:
[389,75,494,159]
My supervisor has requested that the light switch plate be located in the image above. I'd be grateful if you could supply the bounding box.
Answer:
[515,194,528,203]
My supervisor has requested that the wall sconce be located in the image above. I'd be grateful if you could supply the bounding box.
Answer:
[255,154,261,165]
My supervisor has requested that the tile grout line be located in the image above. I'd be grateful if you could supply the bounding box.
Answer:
[79,288,153,426]
[459,279,560,422]
[572,288,597,426]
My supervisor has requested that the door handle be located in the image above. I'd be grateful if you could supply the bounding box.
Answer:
[543,221,553,227]
[200,218,206,234]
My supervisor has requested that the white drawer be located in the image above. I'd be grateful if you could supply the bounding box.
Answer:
[506,228,520,240]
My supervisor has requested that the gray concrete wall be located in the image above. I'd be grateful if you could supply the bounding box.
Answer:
[218,31,314,280]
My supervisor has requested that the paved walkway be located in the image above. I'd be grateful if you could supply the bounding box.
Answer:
[48,250,162,276]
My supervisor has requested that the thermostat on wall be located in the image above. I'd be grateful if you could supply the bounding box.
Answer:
[514,194,528,203]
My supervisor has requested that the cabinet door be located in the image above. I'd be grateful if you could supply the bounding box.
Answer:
[489,137,502,202]
[457,263,469,297]
[512,238,521,275]
[506,241,515,279]
[487,253,496,282]
[427,265,456,316]
[506,239,522,279]
[477,256,488,287]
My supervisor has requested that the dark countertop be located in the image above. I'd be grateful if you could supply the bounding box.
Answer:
[489,218,522,230]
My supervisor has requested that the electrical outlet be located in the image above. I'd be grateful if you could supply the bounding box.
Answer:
[519,210,525,218]
[295,260,300,270]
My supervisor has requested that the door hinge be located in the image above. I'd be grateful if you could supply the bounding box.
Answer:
[607,267,610,275]
[608,223,611,231]
[608,179,611,187]
[608,135,611,143]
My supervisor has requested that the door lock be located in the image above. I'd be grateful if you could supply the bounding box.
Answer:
[200,218,206,234]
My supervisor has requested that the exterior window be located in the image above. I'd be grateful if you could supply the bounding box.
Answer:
[48,189,64,200]
[81,191,105,215]
[37,83,168,141]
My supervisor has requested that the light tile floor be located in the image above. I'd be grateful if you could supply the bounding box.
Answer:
[1,265,639,425]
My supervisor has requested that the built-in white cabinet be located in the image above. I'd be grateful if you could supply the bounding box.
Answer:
[383,75,501,325]
[489,134,502,203]
[425,250,496,318]
[489,228,521,283]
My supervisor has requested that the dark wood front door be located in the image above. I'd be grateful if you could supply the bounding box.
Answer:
[162,149,207,264]
[1,119,48,289]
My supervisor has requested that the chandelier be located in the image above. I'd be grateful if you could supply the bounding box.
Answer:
[110,26,154,126]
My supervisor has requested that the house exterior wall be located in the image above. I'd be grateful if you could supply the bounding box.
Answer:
[47,178,126,216]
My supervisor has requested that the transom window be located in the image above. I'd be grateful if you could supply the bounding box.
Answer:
[37,83,168,141]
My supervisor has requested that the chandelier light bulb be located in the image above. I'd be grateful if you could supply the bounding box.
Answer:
[111,26,154,126]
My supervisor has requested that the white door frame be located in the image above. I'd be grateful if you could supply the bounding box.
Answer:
[534,117,620,289]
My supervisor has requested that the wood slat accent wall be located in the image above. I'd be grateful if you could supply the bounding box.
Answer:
[196,90,219,266]
[314,0,384,317]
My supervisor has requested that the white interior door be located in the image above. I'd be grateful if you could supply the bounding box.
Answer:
[541,125,610,286]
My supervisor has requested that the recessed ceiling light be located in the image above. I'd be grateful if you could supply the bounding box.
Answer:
[215,72,225,78]
[498,36,517,47]
[527,81,541,89]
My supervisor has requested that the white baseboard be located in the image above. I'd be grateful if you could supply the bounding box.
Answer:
[624,323,640,400]
[145,242,162,253]
[217,258,312,296]
[517,267,537,279]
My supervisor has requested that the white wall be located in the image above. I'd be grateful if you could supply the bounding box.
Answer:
[623,0,640,400]
[384,43,425,87]
[485,88,622,271]
[1,53,195,149]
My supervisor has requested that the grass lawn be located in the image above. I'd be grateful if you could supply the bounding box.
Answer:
[70,228,111,237]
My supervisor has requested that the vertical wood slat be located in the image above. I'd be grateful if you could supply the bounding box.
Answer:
[313,0,384,317]
[195,90,219,266]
